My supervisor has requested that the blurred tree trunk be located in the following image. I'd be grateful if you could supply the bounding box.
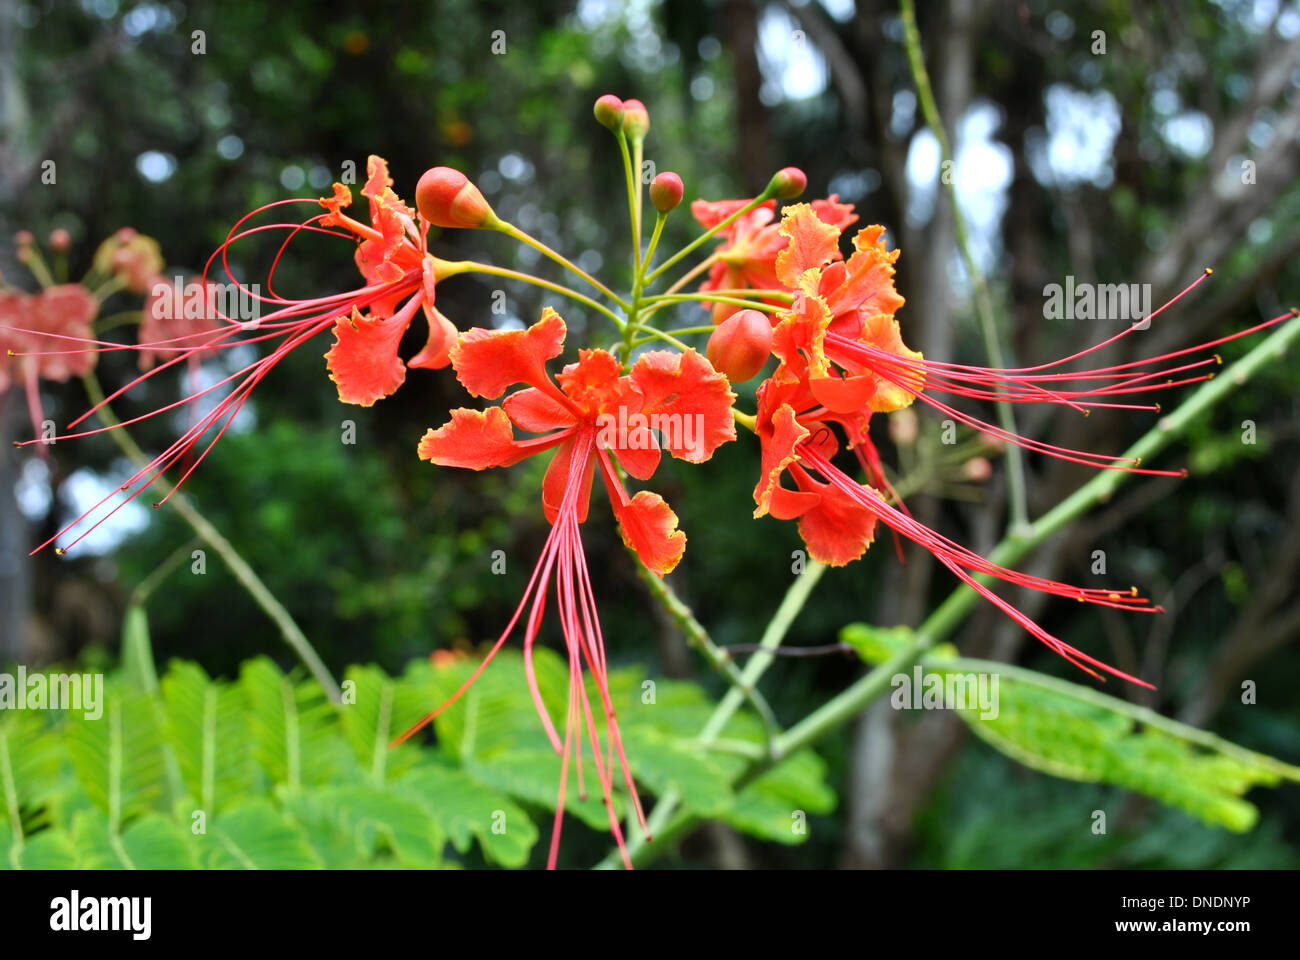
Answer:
[0,401,29,661]
[0,0,32,662]
[727,0,770,195]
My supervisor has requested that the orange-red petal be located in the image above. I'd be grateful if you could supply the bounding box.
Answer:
[768,484,819,521]
[770,271,832,380]
[822,224,906,323]
[450,307,567,399]
[29,284,99,381]
[753,402,809,518]
[503,386,578,433]
[407,306,457,370]
[775,203,842,288]
[417,407,526,469]
[318,182,353,227]
[811,195,858,232]
[615,490,686,577]
[324,306,411,406]
[857,312,923,412]
[792,471,878,566]
[608,425,661,480]
[809,372,880,414]
[629,348,736,462]
[555,348,636,418]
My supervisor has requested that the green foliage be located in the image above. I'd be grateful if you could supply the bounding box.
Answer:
[0,643,834,869]
[844,623,1300,833]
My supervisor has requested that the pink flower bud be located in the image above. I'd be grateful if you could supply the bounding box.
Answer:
[622,98,650,140]
[766,166,807,200]
[649,172,683,213]
[706,309,772,384]
[888,408,919,446]
[963,456,993,483]
[14,230,34,247]
[48,228,72,253]
[593,94,624,132]
[415,167,497,229]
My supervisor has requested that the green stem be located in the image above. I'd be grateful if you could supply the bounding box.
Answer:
[618,130,641,281]
[80,372,343,702]
[601,311,1300,868]
[646,195,771,285]
[632,560,782,747]
[632,138,645,276]
[130,537,199,606]
[93,311,145,333]
[446,260,626,329]
[629,324,717,348]
[601,562,827,868]
[641,212,667,281]
[495,222,628,310]
[17,248,55,289]
[900,0,1029,533]
[627,325,689,352]
[91,275,126,303]
[643,294,784,313]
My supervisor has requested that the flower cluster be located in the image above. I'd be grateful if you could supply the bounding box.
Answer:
[13,93,1294,869]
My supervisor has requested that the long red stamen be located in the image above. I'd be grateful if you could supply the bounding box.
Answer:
[798,445,1157,688]
[393,430,648,869]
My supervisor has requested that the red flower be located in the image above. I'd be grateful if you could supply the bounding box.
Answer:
[30,157,462,554]
[690,194,857,323]
[138,274,223,371]
[752,362,1158,686]
[92,228,164,295]
[765,204,1292,474]
[0,284,98,446]
[418,307,736,575]
[403,308,736,867]
[766,204,920,415]
[750,205,1296,686]
[318,155,458,404]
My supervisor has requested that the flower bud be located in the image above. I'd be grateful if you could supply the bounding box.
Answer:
[593,94,624,132]
[963,456,993,483]
[14,230,34,247]
[415,167,497,229]
[766,166,807,200]
[706,309,772,384]
[888,408,919,446]
[622,98,650,140]
[649,172,683,213]
[48,228,72,253]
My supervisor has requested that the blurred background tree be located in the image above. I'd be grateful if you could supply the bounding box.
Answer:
[1,0,1297,868]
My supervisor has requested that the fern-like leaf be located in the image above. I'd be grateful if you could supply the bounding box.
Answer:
[161,661,255,814]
